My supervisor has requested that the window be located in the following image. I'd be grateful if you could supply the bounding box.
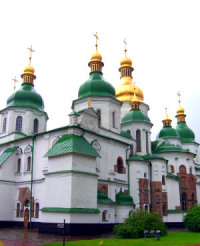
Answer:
[171,165,175,173]
[136,130,141,152]
[144,205,148,212]
[144,172,147,178]
[163,204,167,216]
[181,192,187,211]
[16,203,20,217]
[16,116,22,131]
[112,112,116,128]
[117,157,124,174]
[97,109,101,126]
[162,175,165,185]
[2,117,7,132]
[191,193,195,207]
[33,119,39,133]
[179,165,187,174]
[35,203,40,218]
[190,166,192,174]
[146,131,149,153]
[16,158,21,173]
[27,156,31,171]
[102,210,108,221]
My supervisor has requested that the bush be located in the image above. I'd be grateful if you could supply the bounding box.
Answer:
[113,210,167,238]
[184,205,200,232]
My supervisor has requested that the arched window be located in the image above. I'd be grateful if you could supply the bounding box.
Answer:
[136,130,141,152]
[144,205,148,212]
[33,119,39,133]
[16,158,21,173]
[35,203,40,218]
[2,117,7,132]
[171,165,175,173]
[27,156,31,171]
[16,116,23,131]
[181,192,187,211]
[163,204,167,216]
[97,109,101,126]
[112,112,116,128]
[117,157,124,174]
[130,144,134,156]
[144,172,147,178]
[102,210,108,221]
[16,203,20,217]
[162,175,165,185]
[179,165,187,174]
[146,131,149,153]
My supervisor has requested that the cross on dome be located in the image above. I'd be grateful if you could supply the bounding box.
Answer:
[27,45,35,65]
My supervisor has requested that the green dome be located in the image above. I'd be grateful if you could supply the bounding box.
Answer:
[6,83,44,111]
[97,191,114,204]
[116,189,133,205]
[157,126,180,139]
[152,140,184,154]
[78,72,115,99]
[176,122,195,143]
[122,109,151,124]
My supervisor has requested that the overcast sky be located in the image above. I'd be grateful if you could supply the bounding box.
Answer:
[0,0,200,142]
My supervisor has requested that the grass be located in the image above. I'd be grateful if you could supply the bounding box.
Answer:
[42,231,200,246]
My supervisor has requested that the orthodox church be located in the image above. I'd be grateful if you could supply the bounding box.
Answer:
[0,38,199,235]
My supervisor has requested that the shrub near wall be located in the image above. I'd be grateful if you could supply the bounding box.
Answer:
[113,210,167,238]
[184,205,200,232]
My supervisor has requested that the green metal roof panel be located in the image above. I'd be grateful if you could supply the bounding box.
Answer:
[157,126,180,139]
[97,191,115,204]
[44,134,100,158]
[176,122,195,143]
[115,188,134,205]
[122,109,151,124]
[6,83,45,111]
[127,155,144,161]
[0,147,18,166]
[142,153,166,161]
[78,72,115,99]
[152,140,185,154]
[120,130,132,139]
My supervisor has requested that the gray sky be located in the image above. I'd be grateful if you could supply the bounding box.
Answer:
[0,0,200,142]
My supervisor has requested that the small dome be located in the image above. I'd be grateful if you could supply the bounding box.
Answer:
[122,109,151,124]
[120,55,132,67]
[78,72,115,99]
[24,64,35,74]
[7,83,44,111]
[115,83,144,102]
[176,122,195,143]
[177,105,185,115]
[157,126,180,139]
[91,50,102,62]
[116,188,133,205]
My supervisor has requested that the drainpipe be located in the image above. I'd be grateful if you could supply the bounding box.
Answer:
[150,163,152,212]
[30,135,35,228]
[126,146,131,195]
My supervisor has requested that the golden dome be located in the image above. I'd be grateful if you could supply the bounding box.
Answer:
[120,55,132,67]
[177,105,185,115]
[115,83,144,102]
[91,50,102,62]
[24,64,35,74]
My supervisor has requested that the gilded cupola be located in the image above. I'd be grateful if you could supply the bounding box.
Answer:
[176,92,186,123]
[162,107,172,127]
[115,41,144,102]
[21,46,36,84]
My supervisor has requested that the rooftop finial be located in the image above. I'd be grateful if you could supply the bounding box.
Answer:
[177,91,181,105]
[123,39,127,56]
[12,76,18,91]
[94,32,99,51]
[27,45,35,65]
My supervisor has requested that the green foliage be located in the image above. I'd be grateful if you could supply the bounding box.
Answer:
[113,210,167,238]
[184,205,200,231]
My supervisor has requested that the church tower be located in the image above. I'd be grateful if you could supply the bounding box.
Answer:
[0,46,48,141]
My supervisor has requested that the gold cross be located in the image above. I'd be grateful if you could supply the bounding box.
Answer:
[123,39,127,55]
[87,98,91,107]
[27,45,35,64]
[94,32,99,50]
[12,76,18,91]
[177,91,181,104]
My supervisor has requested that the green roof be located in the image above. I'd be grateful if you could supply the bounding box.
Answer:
[120,130,132,139]
[127,155,144,161]
[6,83,45,112]
[152,140,185,154]
[78,72,115,99]
[157,126,180,139]
[68,110,80,116]
[0,147,18,166]
[166,173,180,181]
[122,109,151,124]
[44,134,100,158]
[97,191,114,204]
[176,122,195,143]
[115,188,134,205]
[41,207,100,213]
[142,153,166,161]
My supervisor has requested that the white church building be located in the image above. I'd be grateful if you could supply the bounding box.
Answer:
[0,41,199,235]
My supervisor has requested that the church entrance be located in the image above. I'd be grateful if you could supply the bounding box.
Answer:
[24,208,29,227]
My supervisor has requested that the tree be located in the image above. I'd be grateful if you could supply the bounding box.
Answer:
[113,210,167,238]
[184,205,200,232]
